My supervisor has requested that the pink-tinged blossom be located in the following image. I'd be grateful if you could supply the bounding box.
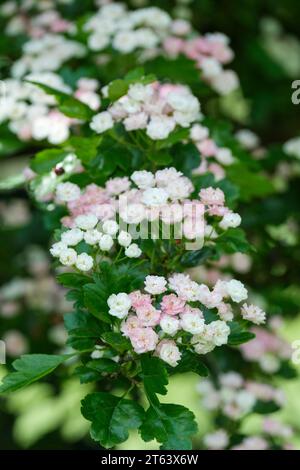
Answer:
[161,294,186,316]
[129,291,152,310]
[129,327,159,354]
[197,138,218,157]
[199,187,225,206]
[121,316,142,337]
[136,304,161,327]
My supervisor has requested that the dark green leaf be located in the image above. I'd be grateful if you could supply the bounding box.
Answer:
[30,149,69,174]
[140,403,197,450]
[0,354,68,393]
[81,392,145,448]
[101,332,131,353]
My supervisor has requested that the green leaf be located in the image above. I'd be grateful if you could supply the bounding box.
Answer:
[170,350,209,377]
[180,247,216,267]
[64,310,106,351]
[83,283,111,323]
[157,127,189,149]
[217,228,251,254]
[30,149,69,174]
[140,356,168,401]
[147,150,172,166]
[0,354,68,393]
[0,173,26,191]
[81,392,145,448]
[57,272,91,288]
[101,332,131,353]
[226,164,274,201]
[85,358,119,374]
[27,81,94,120]
[140,403,197,450]
[253,400,281,414]
[108,79,129,101]
[228,321,255,345]
[64,136,101,163]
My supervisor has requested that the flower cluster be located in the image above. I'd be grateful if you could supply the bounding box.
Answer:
[90,82,200,140]
[46,169,242,251]
[0,73,100,144]
[83,3,238,96]
[12,34,85,78]
[240,324,291,373]
[197,372,284,420]
[106,273,264,366]
[163,33,239,95]
[203,420,294,450]
[50,213,143,270]
[190,123,235,181]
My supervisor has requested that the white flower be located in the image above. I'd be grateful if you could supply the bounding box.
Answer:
[235,390,256,413]
[75,214,98,230]
[201,57,222,78]
[88,32,110,51]
[206,320,230,346]
[146,115,176,140]
[118,230,132,247]
[216,147,234,165]
[283,137,300,159]
[90,111,114,133]
[190,124,209,142]
[192,337,215,355]
[99,234,114,251]
[59,248,77,266]
[120,203,146,224]
[125,243,142,258]
[75,253,93,271]
[144,275,167,295]
[84,229,102,245]
[241,303,266,325]
[102,220,119,236]
[56,182,80,202]
[259,354,280,374]
[160,315,180,336]
[226,279,248,303]
[158,340,181,367]
[219,212,241,230]
[50,241,67,257]
[155,167,183,187]
[142,187,169,206]
[211,70,239,95]
[131,170,155,189]
[61,228,83,246]
[112,31,138,53]
[220,372,243,388]
[124,112,148,131]
[203,430,229,450]
[128,83,153,102]
[181,313,205,335]
[235,129,260,150]
[107,292,131,319]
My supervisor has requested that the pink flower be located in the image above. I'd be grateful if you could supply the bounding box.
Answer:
[124,112,148,131]
[129,290,152,309]
[136,305,161,327]
[129,327,159,354]
[197,139,218,157]
[105,177,130,196]
[199,187,225,206]
[121,316,142,337]
[161,294,185,316]
[163,37,184,57]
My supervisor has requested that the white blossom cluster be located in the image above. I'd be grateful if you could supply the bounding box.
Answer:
[83,3,173,54]
[197,372,284,420]
[50,212,143,270]
[106,272,263,367]
[12,34,85,78]
[90,82,201,140]
[0,73,100,144]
